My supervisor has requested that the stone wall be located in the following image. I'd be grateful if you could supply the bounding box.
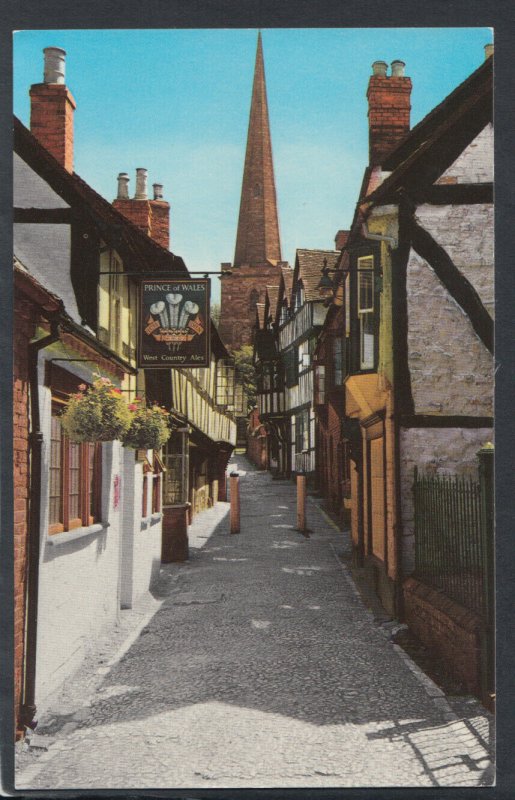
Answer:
[437,124,493,185]
[414,203,494,317]
[406,248,493,417]
[398,426,492,574]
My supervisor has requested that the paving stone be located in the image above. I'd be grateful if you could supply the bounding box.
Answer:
[16,456,494,790]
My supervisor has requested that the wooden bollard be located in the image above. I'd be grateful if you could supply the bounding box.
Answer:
[230,472,240,534]
[296,473,307,533]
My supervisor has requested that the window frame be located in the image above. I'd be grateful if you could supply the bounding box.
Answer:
[314,363,326,406]
[152,452,165,514]
[349,244,381,374]
[49,400,102,535]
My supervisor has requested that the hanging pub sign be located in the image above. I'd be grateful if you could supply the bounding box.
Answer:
[138,278,210,368]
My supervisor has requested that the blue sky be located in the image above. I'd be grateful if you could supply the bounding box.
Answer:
[13,27,491,304]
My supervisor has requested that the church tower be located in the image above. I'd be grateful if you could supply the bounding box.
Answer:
[219,32,285,351]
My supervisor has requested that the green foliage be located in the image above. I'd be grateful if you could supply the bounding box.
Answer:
[233,345,257,411]
[60,377,132,443]
[123,402,171,450]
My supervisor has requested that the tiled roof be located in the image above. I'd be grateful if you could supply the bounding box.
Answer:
[295,249,340,301]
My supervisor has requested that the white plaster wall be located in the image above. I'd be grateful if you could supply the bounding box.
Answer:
[13,155,81,323]
[36,372,123,705]
[14,223,81,323]
[437,124,493,184]
[399,427,492,575]
[120,448,162,609]
[406,249,493,417]
[14,153,70,208]
[415,203,494,317]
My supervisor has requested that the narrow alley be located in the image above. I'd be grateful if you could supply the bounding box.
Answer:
[16,457,493,790]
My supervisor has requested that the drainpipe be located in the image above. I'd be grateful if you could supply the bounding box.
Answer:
[19,320,60,733]
[361,221,397,248]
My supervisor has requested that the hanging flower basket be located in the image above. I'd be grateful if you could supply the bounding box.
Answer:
[122,400,171,451]
[60,377,132,443]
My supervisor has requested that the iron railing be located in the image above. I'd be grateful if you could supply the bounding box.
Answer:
[413,468,486,617]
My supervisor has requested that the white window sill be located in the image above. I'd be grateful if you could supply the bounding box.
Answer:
[46,522,109,546]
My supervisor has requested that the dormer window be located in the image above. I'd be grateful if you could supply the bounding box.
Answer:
[280,301,288,326]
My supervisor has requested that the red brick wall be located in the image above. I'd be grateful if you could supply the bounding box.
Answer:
[149,200,170,250]
[13,290,37,737]
[30,84,76,172]
[113,198,170,250]
[403,576,482,695]
[367,75,412,166]
[219,262,283,350]
[113,198,151,238]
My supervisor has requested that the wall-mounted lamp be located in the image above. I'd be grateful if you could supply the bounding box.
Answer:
[316,258,341,299]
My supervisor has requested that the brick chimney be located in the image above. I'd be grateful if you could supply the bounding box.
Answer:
[150,183,170,250]
[113,169,170,249]
[30,47,76,172]
[367,60,412,167]
[334,230,349,250]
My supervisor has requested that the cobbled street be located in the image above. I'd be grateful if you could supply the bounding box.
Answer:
[17,456,493,790]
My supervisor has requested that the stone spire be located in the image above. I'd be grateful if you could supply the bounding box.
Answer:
[233,32,282,267]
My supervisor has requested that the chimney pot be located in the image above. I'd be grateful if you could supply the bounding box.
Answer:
[134,168,148,200]
[372,60,388,77]
[43,47,66,84]
[153,183,164,201]
[391,60,406,77]
[484,43,494,59]
[117,172,130,200]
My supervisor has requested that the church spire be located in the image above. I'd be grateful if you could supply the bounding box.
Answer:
[233,32,282,267]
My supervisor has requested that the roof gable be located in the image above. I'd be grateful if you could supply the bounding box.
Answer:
[294,249,340,302]
[14,116,187,276]
[367,57,493,205]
